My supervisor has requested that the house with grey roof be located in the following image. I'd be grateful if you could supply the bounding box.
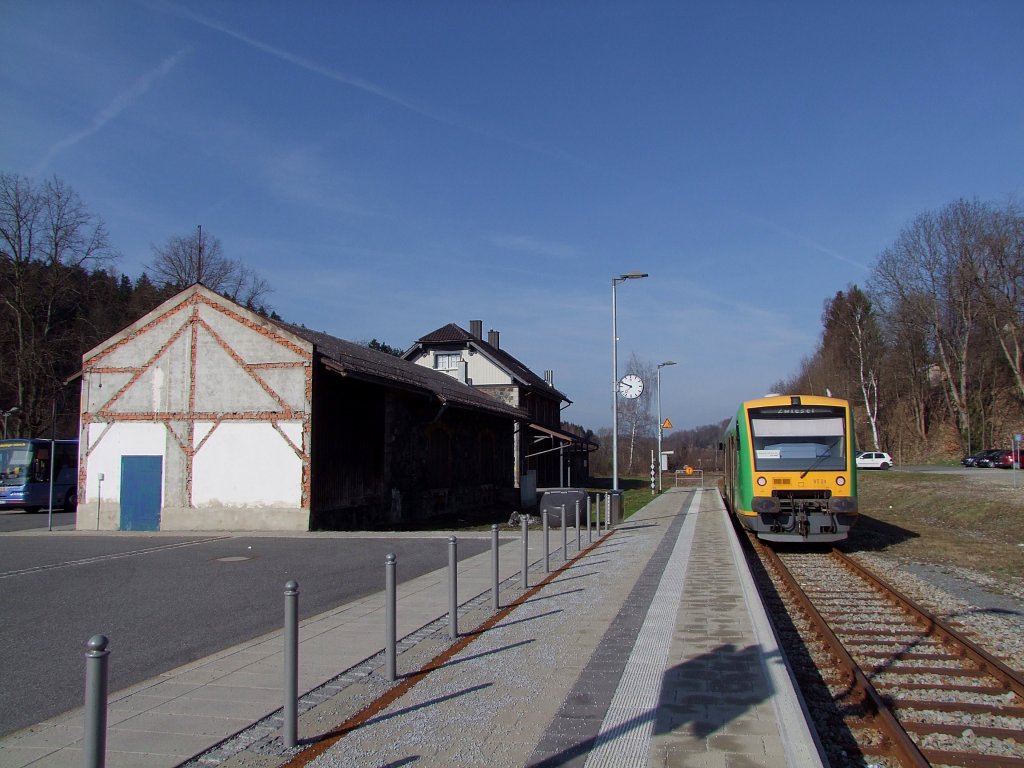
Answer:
[76,284,525,531]
[403,320,593,494]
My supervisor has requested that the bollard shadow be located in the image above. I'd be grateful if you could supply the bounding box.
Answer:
[527,643,777,767]
[522,587,585,604]
[616,522,660,531]
[465,608,563,635]
[568,558,609,568]
[306,682,493,745]
[359,682,493,729]
[432,638,535,670]
[549,570,598,584]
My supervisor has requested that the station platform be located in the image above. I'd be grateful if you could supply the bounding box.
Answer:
[0,488,823,768]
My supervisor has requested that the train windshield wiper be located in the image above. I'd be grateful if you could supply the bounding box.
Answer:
[800,438,839,479]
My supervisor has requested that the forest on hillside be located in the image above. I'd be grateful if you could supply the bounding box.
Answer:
[0,173,281,438]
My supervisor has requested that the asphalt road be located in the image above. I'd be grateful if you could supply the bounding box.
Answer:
[0,526,495,737]
[886,464,1024,485]
[0,508,76,533]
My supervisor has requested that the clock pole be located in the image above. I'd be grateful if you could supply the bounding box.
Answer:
[612,278,619,492]
[611,272,647,494]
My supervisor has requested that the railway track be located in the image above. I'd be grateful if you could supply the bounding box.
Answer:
[745,534,1024,767]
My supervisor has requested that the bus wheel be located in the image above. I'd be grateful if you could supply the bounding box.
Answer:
[64,488,78,510]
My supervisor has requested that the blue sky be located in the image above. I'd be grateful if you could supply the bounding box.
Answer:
[3,1,1022,431]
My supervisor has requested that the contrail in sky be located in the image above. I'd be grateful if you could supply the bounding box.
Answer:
[755,217,871,271]
[32,48,190,175]
[160,0,464,125]
[158,0,586,166]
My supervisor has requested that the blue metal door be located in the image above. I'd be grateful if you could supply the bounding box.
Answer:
[120,456,162,531]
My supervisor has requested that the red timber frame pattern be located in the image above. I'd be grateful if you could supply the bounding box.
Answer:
[80,291,313,510]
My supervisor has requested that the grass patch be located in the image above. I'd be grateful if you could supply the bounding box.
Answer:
[842,470,1024,582]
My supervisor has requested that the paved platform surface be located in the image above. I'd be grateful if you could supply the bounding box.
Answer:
[0,488,823,768]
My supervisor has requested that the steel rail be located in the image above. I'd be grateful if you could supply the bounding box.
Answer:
[750,535,931,768]
[831,549,1024,699]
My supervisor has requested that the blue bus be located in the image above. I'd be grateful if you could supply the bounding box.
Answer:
[0,439,79,513]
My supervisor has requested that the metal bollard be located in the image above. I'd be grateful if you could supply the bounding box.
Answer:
[542,511,550,572]
[587,494,592,542]
[283,580,299,748]
[561,504,567,561]
[491,524,500,610]
[604,492,610,532]
[385,553,397,681]
[575,499,581,551]
[520,513,528,589]
[448,536,458,640]
[84,635,110,768]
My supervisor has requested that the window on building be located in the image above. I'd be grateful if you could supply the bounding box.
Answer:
[435,353,461,370]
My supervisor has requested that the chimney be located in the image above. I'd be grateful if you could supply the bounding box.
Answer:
[470,320,483,339]
[487,329,500,349]
[544,369,553,386]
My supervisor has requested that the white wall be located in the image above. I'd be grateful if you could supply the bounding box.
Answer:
[192,421,302,507]
[410,348,513,385]
[84,422,166,505]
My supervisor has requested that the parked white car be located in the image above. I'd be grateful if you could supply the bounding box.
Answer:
[856,451,894,470]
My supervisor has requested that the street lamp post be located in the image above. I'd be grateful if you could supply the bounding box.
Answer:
[656,361,676,493]
[2,407,19,439]
[611,272,648,492]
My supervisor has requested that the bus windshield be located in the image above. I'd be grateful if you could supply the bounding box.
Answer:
[0,442,33,484]
[0,439,79,512]
[748,412,846,472]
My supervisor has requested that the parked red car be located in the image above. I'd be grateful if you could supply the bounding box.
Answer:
[978,449,1022,468]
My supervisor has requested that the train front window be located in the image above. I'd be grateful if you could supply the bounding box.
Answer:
[749,413,845,471]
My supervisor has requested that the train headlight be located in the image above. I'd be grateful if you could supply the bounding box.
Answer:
[756,476,767,486]
[836,476,846,486]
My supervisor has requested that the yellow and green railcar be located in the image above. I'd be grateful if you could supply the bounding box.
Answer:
[722,395,858,543]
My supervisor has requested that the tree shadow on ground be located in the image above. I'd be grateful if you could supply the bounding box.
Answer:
[839,513,920,553]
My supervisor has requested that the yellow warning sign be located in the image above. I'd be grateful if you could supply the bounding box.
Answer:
[685,465,694,475]
[662,418,673,429]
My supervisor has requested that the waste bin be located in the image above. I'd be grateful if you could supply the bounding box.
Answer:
[539,488,586,527]
[609,489,624,525]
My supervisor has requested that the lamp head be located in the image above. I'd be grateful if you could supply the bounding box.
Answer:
[659,361,677,368]
[618,272,648,280]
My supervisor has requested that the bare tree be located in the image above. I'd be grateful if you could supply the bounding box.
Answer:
[148,226,272,310]
[973,200,1024,403]
[872,200,987,449]
[880,297,931,444]
[0,173,114,434]
[619,353,656,474]
[822,287,885,449]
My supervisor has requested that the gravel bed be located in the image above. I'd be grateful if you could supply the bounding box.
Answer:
[748,539,1024,767]
[850,552,1024,674]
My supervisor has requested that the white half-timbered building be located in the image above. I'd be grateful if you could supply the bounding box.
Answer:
[77,285,523,531]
